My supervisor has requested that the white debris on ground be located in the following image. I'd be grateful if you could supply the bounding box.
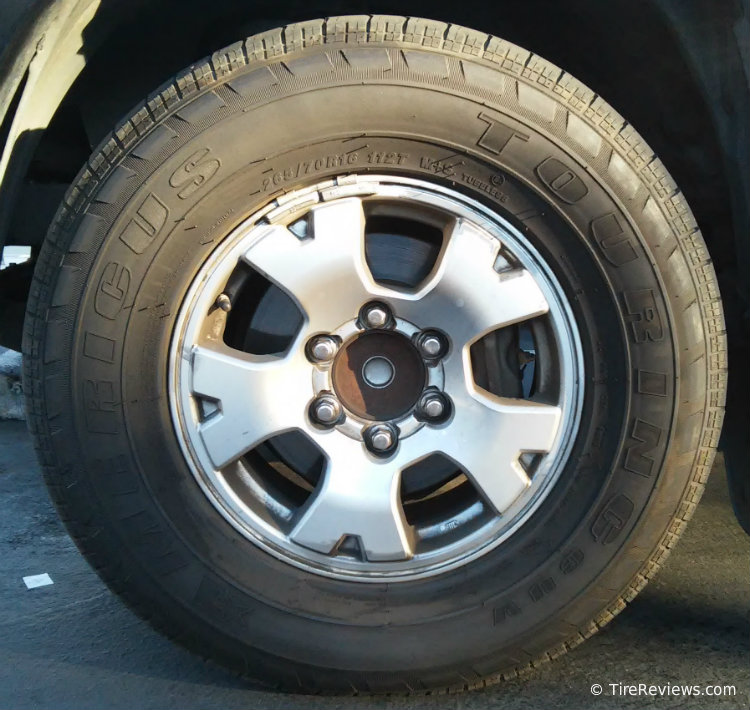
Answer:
[22,573,54,589]
[0,348,24,421]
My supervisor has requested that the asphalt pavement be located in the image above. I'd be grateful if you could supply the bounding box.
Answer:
[0,419,748,709]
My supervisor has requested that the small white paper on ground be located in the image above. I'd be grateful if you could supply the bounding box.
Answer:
[23,573,54,589]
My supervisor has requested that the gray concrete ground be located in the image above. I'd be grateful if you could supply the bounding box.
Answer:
[0,348,24,421]
[0,419,747,709]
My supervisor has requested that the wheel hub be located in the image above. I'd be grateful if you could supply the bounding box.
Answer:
[332,330,426,421]
[362,356,395,388]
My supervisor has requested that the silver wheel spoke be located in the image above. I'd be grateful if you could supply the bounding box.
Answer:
[438,392,561,513]
[191,344,309,468]
[398,220,550,347]
[291,436,413,561]
[242,198,378,333]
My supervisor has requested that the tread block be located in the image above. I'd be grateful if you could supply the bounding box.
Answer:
[368,15,406,43]
[283,20,325,52]
[211,41,247,77]
[191,62,216,90]
[404,18,448,48]
[522,56,563,89]
[326,16,371,43]
[486,38,530,76]
[245,28,284,61]
[444,25,488,56]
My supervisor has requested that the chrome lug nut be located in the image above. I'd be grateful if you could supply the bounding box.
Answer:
[307,335,338,363]
[310,395,342,427]
[418,391,451,423]
[421,335,442,358]
[371,429,393,451]
[364,423,398,455]
[361,302,391,329]
[417,331,447,360]
[422,394,445,418]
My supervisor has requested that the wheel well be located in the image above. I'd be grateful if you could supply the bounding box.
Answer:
[2,0,747,334]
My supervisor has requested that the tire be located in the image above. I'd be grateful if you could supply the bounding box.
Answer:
[24,16,726,693]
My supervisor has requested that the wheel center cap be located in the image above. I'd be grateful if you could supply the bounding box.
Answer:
[332,331,426,421]
[362,356,395,388]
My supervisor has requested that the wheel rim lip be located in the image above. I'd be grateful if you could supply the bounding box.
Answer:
[168,174,585,582]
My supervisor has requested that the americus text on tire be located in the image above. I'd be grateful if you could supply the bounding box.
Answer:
[23,16,726,693]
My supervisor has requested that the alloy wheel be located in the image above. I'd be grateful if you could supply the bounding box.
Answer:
[169,175,583,580]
